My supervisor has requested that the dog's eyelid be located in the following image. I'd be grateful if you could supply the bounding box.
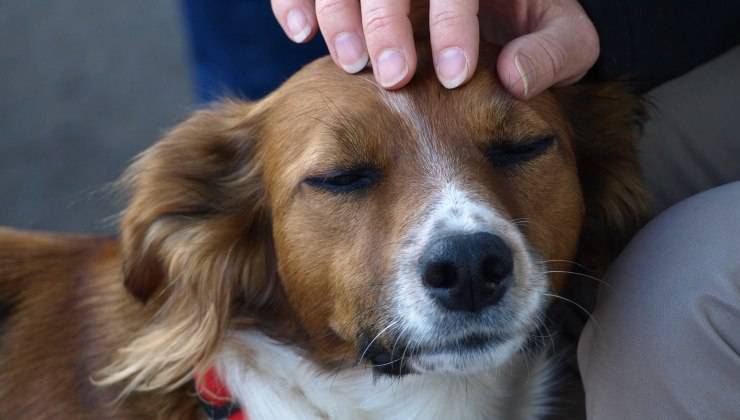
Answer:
[303,165,381,193]
[491,133,558,146]
[306,164,379,179]
[486,135,557,168]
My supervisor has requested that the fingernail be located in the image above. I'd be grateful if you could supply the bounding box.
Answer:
[334,32,368,74]
[376,48,408,88]
[437,47,469,89]
[286,9,310,43]
[514,54,535,97]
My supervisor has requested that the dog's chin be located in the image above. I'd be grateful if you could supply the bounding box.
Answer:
[365,332,527,377]
[408,334,527,375]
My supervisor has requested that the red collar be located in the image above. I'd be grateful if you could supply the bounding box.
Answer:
[196,368,246,420]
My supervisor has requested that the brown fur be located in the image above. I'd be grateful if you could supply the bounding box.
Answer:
[0,45,647,418]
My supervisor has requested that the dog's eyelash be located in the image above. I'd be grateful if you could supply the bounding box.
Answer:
[304,167,381,193]
[487,136,556,168]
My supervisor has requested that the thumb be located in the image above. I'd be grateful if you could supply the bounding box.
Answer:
[497,13,598,99]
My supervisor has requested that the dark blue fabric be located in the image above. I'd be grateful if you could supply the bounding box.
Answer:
[579,0,740,91]
[183,0,740,99]
[182,0,327,102]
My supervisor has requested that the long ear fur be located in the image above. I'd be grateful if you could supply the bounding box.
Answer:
[98,100,275,395]
[555,83,651,272]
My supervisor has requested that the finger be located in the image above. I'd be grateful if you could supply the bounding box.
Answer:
[271,0,318,43]
[497,6,599,98]
[361,0,416,89]
[429,0,479,89]
[316,0,369,73]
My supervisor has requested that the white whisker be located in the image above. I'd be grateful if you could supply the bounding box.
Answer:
[543,293,601,332]
[399,337,413,374]
[544,259,591,272]
[545,270,614,291]
[358,320,400,366]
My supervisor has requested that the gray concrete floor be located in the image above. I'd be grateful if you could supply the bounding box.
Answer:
[0,0,193,233]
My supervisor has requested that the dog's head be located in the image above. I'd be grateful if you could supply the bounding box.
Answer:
[105,46,646,392]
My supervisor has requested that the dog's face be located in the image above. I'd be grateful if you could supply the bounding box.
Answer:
[262,58,583,374]
[111,47,645,391]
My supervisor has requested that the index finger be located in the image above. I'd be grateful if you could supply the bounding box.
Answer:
[361,0,416,89]
[429,0,479,89]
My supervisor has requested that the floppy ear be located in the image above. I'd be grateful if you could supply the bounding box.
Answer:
[99,100,276,394]
[555,83,651,272]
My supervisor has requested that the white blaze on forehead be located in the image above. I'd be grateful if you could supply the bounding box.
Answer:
[377,88,448,175]
[378,89,428,136]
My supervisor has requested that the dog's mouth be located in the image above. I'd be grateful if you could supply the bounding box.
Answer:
[417,332,506,354]
[358,330,515,376]
[357,245,548,377]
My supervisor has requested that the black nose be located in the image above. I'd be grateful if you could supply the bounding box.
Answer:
[419,232,513,312]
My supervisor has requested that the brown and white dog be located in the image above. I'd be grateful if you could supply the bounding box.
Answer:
[0,44,647,419]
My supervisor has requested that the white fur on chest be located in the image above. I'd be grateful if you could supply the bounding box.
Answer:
[216,332,555,420]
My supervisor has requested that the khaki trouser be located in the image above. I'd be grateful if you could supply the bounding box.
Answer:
[578,45,740,419]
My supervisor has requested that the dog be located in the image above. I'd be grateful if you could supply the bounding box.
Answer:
[0,44,647,419]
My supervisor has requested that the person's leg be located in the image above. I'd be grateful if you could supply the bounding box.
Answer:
[578,181,740,419]
[638,45,740,212]
[578,44,740,419]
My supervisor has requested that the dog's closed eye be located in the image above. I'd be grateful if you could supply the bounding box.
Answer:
[487,136,556,168]
[304,166,382,194]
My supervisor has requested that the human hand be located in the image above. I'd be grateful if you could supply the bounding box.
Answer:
[270,0,599,98]
[484,0,599,98]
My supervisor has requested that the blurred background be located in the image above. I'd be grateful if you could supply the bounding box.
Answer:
[2,1,738,234]
[0,0,192,233]
[0,0,327,234]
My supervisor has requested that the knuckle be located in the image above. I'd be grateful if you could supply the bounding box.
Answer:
[315,0,350,18]
[363,6,404,36]
[430,9,468,30]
